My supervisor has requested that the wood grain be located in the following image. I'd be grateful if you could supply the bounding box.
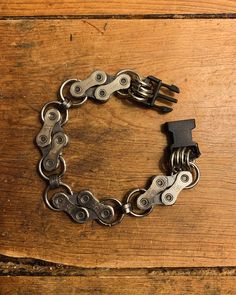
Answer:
[0,1,236,17]
[0,19,236,268]
[1,276,236,295]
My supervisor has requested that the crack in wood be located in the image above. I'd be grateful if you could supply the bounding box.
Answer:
[0,13,235,20]
[0,255,236,276]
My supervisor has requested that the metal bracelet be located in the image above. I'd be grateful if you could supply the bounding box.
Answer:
[36,69,200,226]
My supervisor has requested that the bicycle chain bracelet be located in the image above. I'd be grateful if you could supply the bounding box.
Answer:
[36,69,201,226]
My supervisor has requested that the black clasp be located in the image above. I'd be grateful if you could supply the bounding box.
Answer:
[165,119,201,158]
[141,76,180,113]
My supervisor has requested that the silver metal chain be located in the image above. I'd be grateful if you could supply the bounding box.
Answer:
[36,69,200,226]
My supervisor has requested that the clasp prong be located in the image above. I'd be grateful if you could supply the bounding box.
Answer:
[134,75,180,113]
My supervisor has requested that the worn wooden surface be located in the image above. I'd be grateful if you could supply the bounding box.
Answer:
[1,275,236,295]
[1,256,236,294]
[0,2,236,294]
[0,1,236,16]
[0,19,236,269]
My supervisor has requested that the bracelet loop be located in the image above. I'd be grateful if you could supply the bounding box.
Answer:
[41,100,69,126]
[38,156,66,180]
[99,198,125,226]
[185,162,200,189]
[125,188,154,218]
[59,79,88,107]
[44,182,73,211]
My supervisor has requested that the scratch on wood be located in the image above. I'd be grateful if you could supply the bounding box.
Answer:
[103,22,108,31]
[15,41,36,49]
[82,20,104,35]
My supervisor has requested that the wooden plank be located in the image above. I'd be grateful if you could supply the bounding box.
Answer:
[0,1,236,17]
[0,19,235,268]
[1,276,236,295]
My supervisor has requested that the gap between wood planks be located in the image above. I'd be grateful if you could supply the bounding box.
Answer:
[0,13,236,20]
[0,255,236,276]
